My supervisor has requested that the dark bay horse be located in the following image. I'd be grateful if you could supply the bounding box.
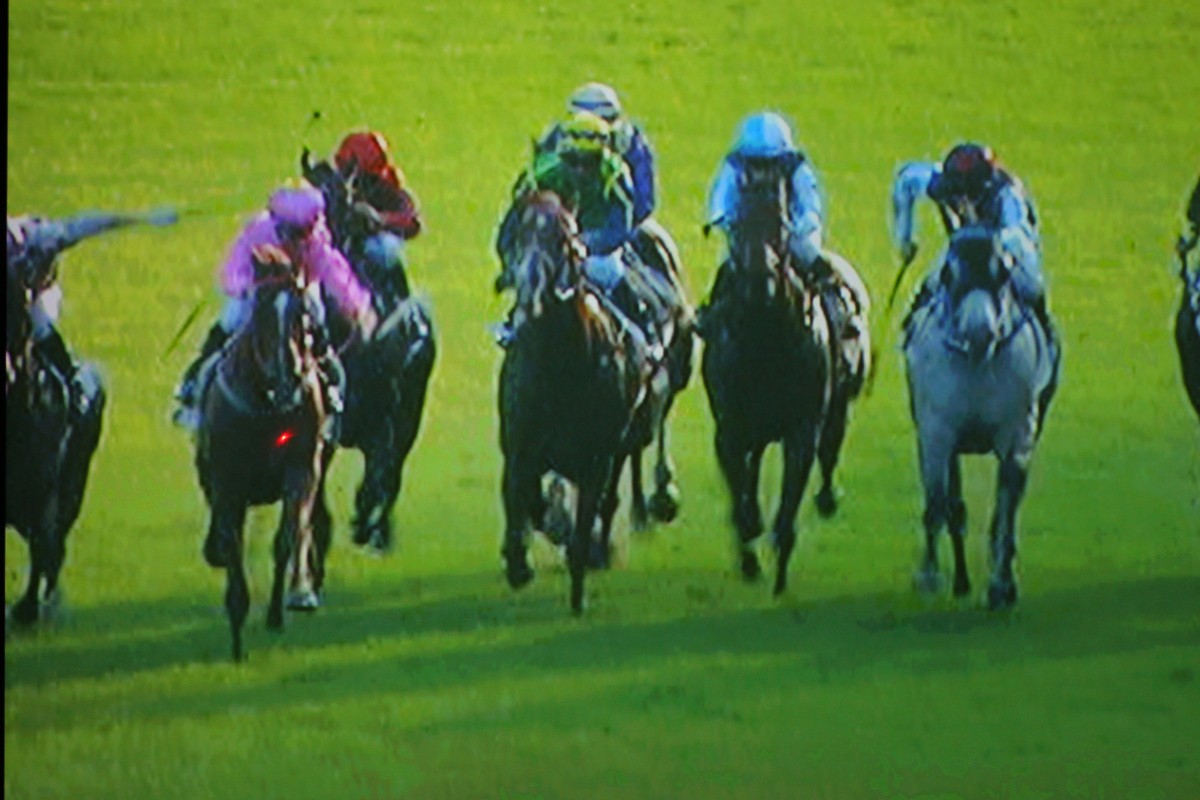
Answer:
[194,249,332,660]
[903,225,1059,609]
[700,175,831,595]
[337,294,435,552]
[1175,249,1200,421]
[304,154,436,553]
[497,191,655,614]
[6,265,105,626]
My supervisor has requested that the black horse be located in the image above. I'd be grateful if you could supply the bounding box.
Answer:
[700,174,831,595]
[497,191,656,614]
[337,295,435,552]
[304,153,436,553]
[5,264,105,626]
[193,249,332,661]
[1176,249,1200,421]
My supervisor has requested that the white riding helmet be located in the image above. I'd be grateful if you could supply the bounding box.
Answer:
[734,112,796,158]
[568,82,623,123]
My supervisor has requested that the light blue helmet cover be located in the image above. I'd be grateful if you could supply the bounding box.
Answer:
[734,112,795,158]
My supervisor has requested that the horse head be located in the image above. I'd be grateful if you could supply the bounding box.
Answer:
[241,245,312,410]
[728,168,791,303]
[943,225,1018,362]
[502,190,587,326]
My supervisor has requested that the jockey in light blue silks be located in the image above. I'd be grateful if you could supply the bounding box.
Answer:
[701,111,868,327]
[7,211,175,405]
[891,143,1053,344]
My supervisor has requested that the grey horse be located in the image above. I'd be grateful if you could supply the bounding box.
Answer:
[903,225,1060,609]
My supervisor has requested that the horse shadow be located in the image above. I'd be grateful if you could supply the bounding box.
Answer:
[7,571,1195,729]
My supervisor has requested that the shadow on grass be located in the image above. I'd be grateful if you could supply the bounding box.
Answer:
[6,567,1197,733]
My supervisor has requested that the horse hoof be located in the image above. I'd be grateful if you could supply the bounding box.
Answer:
[505,558,534,591]
[286,589,321,612]
[988,582,1018,610]
[815,487,839,518]
[740,551,762,582]
[913,570,945,595]
[648,486,681,523]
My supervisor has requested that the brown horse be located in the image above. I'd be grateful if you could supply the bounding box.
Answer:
[496,191,657,613]
[193,248,332,661]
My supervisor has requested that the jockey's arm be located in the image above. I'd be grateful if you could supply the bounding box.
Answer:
[626,129,657,227]
[891,161,938,259]
[787,162,824,265]
[705,159,739,235]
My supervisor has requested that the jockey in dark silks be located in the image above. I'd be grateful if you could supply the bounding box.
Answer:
[302,131,423,316]
[496,111,661,357]
[7,211,174,411]
[701,112,869,330]
[891,143,1053,342]
[173,185,377,433]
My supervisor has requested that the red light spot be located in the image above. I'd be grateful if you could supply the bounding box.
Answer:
[275,429,294,448]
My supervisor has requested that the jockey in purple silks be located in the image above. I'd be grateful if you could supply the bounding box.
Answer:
[173,184,376,432]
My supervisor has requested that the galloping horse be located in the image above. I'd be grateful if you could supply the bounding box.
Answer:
[903,225,1060,609]
[304,155,436,553]
[1175,248,1200,421]
[6,262,105,626]
[701,173,831,595]
[193,248,332,661]
[496,190,654,613]
[337,294,435,552]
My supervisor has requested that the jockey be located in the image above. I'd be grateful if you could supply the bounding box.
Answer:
[500,111,659,356]
[7,212,152,397]
[892,143,1048,331]
[302,131,422,306]
[702,112,867,324]
[173,184,376,431]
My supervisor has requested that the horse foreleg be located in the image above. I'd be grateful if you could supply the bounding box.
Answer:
[595,453,627,569]
[988,455,1029,610]
[946,455,970,598]
[568,474,606,615]
[311,468,333,596]
[649,408,681,524]
[627,445,649,532]
[773,423,819,597]
[283,468,320,615]
[716,430,763,581]
[501,457,537,590]
[915,430,952,595]
[353,432,400,553]
[815,389,849,518]
[226,540,250,662]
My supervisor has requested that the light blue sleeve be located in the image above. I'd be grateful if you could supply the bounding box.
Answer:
[706,159,738,229]
[892,162,938,250]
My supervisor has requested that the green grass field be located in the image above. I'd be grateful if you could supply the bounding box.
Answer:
[7,0,1199,797]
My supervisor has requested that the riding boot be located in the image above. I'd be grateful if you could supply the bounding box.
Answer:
[174,324,228,429]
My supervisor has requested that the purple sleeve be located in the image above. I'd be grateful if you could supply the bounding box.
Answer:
[303,221,372,321]
[219,213,275,297]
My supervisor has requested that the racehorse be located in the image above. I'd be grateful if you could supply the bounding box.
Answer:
[496,198,694,538]
[5,262,105,626]
[700,173,831,596]
[304,153,436,552]
[1175,248,1200,421]
[903,224,1060,609]
[193,248,332,661]
[336,293,435,552]
[496,190,654,614]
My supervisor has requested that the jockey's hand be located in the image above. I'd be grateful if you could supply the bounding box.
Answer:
[900,240,918,268]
